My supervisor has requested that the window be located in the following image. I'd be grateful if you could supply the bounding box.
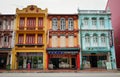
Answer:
[4,36,9,46]
[101,34,106,46]
[27,18,36,29]
[92,18,97,28]
[18,34,24,44]
[52,35,57,47]
[19,18,25,28]
[26,34,35,44]
[85,34,90,47]
[99,18,105,28]
[68,35,74,47]
[68,18,74,30]
[4,36,8,42]
[38,34,42,44]
[60,35,66,47]
[93,34,98,46]
[83,18,89,27]
[38,18,43,29]
[52,18,58,30]
[7,20,11,30]
[4,20,8,30]
[60,18,66,30]
[0,21,2,29]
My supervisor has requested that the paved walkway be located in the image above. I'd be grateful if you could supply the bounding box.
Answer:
[0,68,119,73]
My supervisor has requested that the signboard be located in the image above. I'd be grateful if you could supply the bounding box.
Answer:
[86,47,108,51]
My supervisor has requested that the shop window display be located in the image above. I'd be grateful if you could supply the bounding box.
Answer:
[18,53,43,69]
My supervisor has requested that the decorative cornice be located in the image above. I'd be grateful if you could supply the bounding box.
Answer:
[16,5,48,14]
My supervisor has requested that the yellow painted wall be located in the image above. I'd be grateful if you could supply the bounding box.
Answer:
[12,5,48,70]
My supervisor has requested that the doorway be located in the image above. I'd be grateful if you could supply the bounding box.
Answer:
[90,55,97,67]
[0,53,7,69]
[72,58,76,68]
[50,58,59,69]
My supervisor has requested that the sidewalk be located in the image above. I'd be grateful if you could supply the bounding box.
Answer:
[0,68,119,73]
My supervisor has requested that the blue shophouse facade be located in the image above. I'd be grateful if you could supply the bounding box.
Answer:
[78,10,116,69]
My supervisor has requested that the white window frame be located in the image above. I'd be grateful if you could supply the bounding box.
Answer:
[83,18,89,27]
[93,35,98,46]
[85,35,90,47]
[52,18,58,30]
[60,18,66,30]
[92,18,97,28]
[99,18,105,28]
[68,18,74,30]
[101,35,106,46]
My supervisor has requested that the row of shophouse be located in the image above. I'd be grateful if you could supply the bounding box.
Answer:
[0,5,117,70]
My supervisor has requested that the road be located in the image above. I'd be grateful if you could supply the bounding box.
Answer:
[0,73,120,77]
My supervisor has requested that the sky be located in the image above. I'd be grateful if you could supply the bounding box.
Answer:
[0,0,108,14]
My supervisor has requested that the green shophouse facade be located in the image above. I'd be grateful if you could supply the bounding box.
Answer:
[78,10,117,70]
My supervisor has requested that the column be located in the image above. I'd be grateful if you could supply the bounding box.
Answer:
[36,17,38,30]
[35,34,37,44]
[74,34,77,47]
[89,17,92,29]
[76,53,80,69]
[69,58,72,68]
[97,17,99,28]
[106,35,110,49]
[50,20,52,29]
[66,19,68,30]
[82,34,85,49]
[98,34,101,47]
[58,36,60,47]
[46,53,49,70]
[90,34,93,47]
[24,34,26,44]
[2,36,4,47]
[49,36,52,47]
[66,35,68,47]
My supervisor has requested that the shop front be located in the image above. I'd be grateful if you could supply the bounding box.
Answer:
[82,52,110,69]
[0,48,11,69]
[47,48,80,70]
[17,52,43,69]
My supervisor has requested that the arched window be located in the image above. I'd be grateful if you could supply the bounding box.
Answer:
[85,34,90,47]
[99,18,105,28]
[68,18,74,30]
[93,34,98,46]
[83,18,89,27]
[92,18,97,28]
[60,18,66,30]
[52,18,58,30]
[101,34,106,46]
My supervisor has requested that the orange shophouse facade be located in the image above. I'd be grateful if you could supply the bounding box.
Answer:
[12,5,48,70]
[47,14,80,70]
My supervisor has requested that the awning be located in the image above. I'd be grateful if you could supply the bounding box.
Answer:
[0,48,12,51]
[47,47,80,51]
